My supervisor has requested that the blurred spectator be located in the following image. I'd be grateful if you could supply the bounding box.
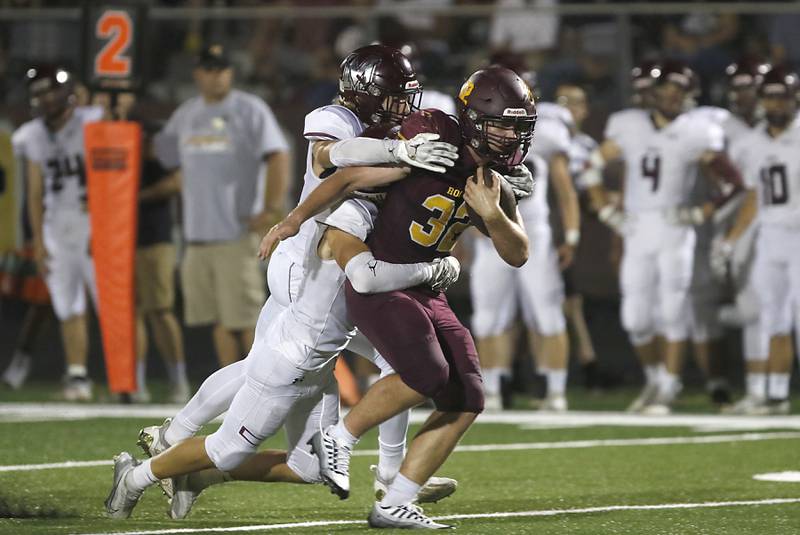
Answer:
[133,120,190,403]
[157,44,290,368]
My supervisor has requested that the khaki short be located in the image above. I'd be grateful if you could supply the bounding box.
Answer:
[181,232,265,329]
[136,243,176,313]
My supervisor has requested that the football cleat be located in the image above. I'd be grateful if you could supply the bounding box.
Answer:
[137,418,174,498]
[370,466,458,504]
[539,394,568,413]
[640,403,671,416]
[309,426,351,499]
[104,452,143,519]
[63,375,92,401]
[756,399,791,416]
[1,351,32,390]
[627,382,660,413]
[368,502,452,529]
[722,395,767,415]
[169,474,202,519]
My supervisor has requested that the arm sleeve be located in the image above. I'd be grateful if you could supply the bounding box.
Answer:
[603,111,626,145]
[344,251,434,294]
[252,99,289,157]
[533,118,570,161]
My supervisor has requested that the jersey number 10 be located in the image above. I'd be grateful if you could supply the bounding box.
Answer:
[760,164,789,205]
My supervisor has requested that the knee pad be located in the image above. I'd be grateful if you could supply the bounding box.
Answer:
[743,322,768,362]
[760,300,793,337]
[661,291,691,341]
[471,302,516,338]
[205,430,257,472]
[524,293,566,336]
[621,295,653,338]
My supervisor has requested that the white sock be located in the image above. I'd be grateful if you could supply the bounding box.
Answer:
[136,359,147,391]
[377,439,405,482]
[768,373,790,400]
[644,365,662,386]
[329,420,359,448]
[128,458,158,492]
[546,369,567,396]
[381,472,421,507]
[482,368,504,396]
[172,361,188,385]
[746,373,766,399]
[659,372,681,399]
[67,364,88,378]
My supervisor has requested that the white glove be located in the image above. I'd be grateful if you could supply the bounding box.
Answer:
[428,256,461,292]
[664,206,706,226]
[598,204,626,235]
[387,133,459,173]
[710,236,734,280]
[502,164,535,200]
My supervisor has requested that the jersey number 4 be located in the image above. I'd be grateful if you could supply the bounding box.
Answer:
[760,164,789,205]
[641,153,661,192]
[409,194,471,253]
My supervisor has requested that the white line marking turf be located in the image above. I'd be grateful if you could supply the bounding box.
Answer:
[2,431,799,473]
[2,403,800,431]
[753,471,800,483]
[72,498,800,534]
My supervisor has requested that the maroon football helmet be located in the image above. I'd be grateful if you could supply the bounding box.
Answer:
[26,64,75,120]
[725,58,769,116]
[338,45,422,126]
[758,64,799,128]
[630,59,658,108]
[649,59,698,119]
[457,66,537,167]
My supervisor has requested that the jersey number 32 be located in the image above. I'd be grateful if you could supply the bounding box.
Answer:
[409,194,470,253]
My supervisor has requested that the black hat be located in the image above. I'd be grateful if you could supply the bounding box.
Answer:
[196,44,231,69]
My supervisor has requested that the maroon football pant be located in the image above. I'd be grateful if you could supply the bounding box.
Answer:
[345,283,484,413]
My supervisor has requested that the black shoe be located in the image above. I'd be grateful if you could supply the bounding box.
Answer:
[500,376,514,409]
[710,386,732,405]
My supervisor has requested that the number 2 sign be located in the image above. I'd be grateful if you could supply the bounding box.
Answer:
[86,5,142,91]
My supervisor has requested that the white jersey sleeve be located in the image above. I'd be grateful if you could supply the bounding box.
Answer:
[11,120,37,160]
[532,116,570,162]
[420,89,457,116]
[604,108,647,147]
[304,105,362,141]
[317,198,378,241]
[517,152,550,225]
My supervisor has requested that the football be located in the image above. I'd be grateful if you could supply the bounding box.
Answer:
[466,167,518,236]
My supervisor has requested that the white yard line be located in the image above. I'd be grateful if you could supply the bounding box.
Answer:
[72,497,800,535]
[2,403,800,431]
[2,431,798,473]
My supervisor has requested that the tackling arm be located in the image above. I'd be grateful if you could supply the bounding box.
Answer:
[319,228,459,294]
[258,165,409,259]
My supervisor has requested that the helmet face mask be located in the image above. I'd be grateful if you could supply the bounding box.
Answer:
[458,66,537,167]
[339,45,422,127]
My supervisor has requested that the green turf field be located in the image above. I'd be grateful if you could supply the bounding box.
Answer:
[0,386,799,534]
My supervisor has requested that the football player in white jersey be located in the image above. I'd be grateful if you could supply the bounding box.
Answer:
[471,57,579,412]
[582,60,744,413]
[129,46,460,513]
[716,65,800,415]
[13,65,104,401]
[683,60,766,408]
